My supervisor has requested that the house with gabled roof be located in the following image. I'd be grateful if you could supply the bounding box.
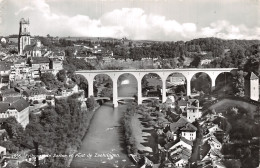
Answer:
[164,137,193,151]
[202,146,223,162]
[0,88,21,101]
[202,121,222,135]
[166,117,197,141]
[180,122,197,141]
[207,135,222,150]
[0,97,29,128]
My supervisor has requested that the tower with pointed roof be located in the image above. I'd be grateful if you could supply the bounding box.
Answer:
[245,72,259,101]
[18,18,31,55]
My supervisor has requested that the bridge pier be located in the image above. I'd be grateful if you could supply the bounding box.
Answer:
[162,79,167,103]
[186,77,191,96]
[137,78,142,105]
[113,78,118,107]
[88,81,94,97]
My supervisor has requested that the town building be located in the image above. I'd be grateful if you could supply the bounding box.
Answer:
[22,87,47,102]
[0,97,29,128]
[186,99,202,122]
[244,72,259,101]
[8,35,19,44]
[164,137,193,151]
[167,117,197,141]
[0,88,21,101]
[50,58,63,74]
[24,40,47,57]
[168,73,186,86]
[0,62,11,76]
[180,123,197,141]
[18,18,31,55]
[29,57,50,70]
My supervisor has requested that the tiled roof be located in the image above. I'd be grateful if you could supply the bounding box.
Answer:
[9,97,29,112]
[30,57,50,64]
[0,88,20,96]
[22,87,47,97]
[170,117,188,132]
[181,137,193,146]
[180,123,198,132]
[164,141,176,150]
[0,102,9,113]
[3,96,21,103]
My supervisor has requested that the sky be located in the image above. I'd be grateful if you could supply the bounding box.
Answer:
[0,0,259,41]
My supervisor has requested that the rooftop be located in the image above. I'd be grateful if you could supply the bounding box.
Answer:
[180,123,198,132]
[170,117,188,132]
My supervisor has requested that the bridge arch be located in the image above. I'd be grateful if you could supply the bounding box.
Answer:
[191,72,212,94]
[93,74,113,99]
[117,73,138,103]
[215,72,233,95]
[166,72,187,96]
[141,73,163,98]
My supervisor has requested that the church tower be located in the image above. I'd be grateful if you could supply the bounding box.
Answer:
[18,18,31,55]
[244,72,259,101]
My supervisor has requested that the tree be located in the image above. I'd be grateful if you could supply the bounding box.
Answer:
[40,73,58,90]
[86,96,96,110]
[232,70,245,97]
[99,88,112,98]
[56,70,67,82]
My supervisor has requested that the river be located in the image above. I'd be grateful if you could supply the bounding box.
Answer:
[70,75,138,168]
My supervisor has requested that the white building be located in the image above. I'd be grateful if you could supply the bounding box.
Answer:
[180,123,197,141]
[245,72,259,101]
[0,97,30,128]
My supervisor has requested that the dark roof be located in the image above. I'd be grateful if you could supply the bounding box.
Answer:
[8,34,19,38]
[0,97,29,113]
[23,87,47,97]
[0,88,20,96]
[9,97,29,112]
[180,123,198,132]
[164,141,176,150]
[3,96,21,103]
[170,117,188,132]
[23,45,34,51]
[245,72,258,80]
[30,57,50,64]
[0,102,9,113]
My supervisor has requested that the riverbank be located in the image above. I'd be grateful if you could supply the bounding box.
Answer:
[67,102,100,167]
[70,102,135,168]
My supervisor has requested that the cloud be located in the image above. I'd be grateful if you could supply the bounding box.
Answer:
[15,6,35,15]
[15,0,260,41]
[200,20,260,40]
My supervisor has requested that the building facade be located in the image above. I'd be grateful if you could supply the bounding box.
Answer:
[18,18,31,55]
[244,72,259,101]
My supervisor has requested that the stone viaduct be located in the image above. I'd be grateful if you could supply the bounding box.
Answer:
[76,68,236,107]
